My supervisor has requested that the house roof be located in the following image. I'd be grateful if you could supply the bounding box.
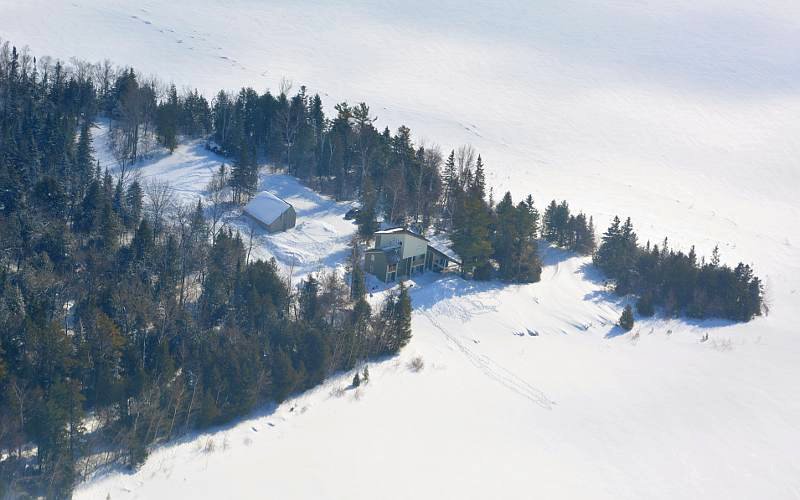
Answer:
[374,227,429,242]
[427,234,462,265]
[243,191,292,225]
[366,246,402,264]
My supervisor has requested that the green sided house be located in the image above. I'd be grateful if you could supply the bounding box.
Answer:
[365,227,461,282]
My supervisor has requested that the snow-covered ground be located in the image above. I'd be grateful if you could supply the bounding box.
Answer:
[2,1,799,498]
[93,121,358,279]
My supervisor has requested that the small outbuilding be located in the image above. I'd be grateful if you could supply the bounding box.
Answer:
[243,191,296,233]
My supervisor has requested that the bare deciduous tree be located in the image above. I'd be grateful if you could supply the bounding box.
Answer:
[144,178,176,236]
[456,144,476,188]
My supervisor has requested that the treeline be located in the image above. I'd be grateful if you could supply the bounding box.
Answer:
[0,39,764,496]
[594,217,762,321]
[194,80,594,284]
[0,43,411,498]
[446,159,596,283]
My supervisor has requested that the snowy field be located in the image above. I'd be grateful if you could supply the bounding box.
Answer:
[1,1,799,498]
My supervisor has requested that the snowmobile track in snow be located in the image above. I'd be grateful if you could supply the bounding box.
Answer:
[422,311,555,410]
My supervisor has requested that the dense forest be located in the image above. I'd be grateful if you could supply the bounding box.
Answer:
[0,44,412,498]
[0,41,762,497]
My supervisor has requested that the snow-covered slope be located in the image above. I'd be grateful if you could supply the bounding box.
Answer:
[2,1,799,498]
[76,250,800,500]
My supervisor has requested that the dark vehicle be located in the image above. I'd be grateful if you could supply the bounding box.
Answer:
[344,208,361,220]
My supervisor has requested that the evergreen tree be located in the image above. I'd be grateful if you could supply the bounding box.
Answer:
[356,175,379,239]
[441,150,458,223]
[126,180,144,229]
[157,84,179,152]
[619,305,635,331]
[513,200,542,283]
[493,191,517,280]
[451,159,492,279]
[388,283,413,352]
[75,120,95,197]
[230,143,257,203]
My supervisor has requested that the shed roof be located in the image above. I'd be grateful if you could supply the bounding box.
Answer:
[244,191,292,225]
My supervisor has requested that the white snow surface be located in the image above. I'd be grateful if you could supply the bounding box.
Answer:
[243,191,292,226]
[2,1,799,499]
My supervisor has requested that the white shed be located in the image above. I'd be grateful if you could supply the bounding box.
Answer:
[243,191,296,233]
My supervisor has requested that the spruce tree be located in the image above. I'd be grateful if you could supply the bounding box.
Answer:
[493,192,517,280]
[75,120,95,197]
[514,200,542,283]
[391,282,413,351]
[619,304,635,331]
[452,159,493,279]
[230,144,258,203]
[356,175,379,239]
[157,84,179,152]
[126,180,144,229]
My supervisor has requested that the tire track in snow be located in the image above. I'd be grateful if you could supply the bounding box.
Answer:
[421,310,555,410]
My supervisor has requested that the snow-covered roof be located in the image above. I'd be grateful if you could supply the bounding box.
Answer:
[375,227,406,235]
[375,227,428,241]
[243,191,292,225]
[427,234,462,264]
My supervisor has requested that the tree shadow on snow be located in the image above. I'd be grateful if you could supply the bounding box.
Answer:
[604,325,628,339]
[576,261,740,335]
[409,273,508,313]
[256,171,356,218]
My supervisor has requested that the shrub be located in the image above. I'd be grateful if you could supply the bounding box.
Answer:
[407,356,425,372]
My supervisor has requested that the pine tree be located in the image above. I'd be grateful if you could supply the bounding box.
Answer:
[390,282,413,351]
[513,200,542,283]
[230,143,258,203]
[472,155,486,201]
[452,159,493,279]
[157,84,179,152]
[271,348,298,402]
[75,120,95,198]
[356,174,379,239]
[126,180,144,229]
[299,275,321,324]
[572,213,596,255]
[636,293,655,317]
[542,200,558,242]
[493,192,517,280]
[525,194,539,237]
[619,305,635,331]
